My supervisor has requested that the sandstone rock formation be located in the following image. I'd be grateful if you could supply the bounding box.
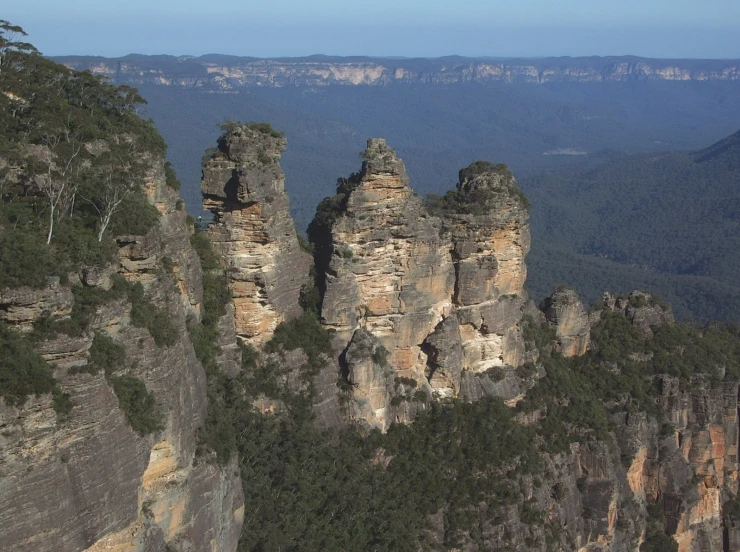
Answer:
[443,161,531,374]
[541,286,590,357]
[202,123,310,346]
[315,140,533,428]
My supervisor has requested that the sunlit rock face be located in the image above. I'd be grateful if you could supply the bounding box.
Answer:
[202,124,310,346]
[541,287,590,357]
[318,140,533,428]
[443,162,532,375]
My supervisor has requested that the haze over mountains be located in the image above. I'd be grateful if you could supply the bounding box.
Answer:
[57,54,740,321]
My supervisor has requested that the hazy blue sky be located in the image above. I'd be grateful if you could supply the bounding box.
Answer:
[5,0,740,58]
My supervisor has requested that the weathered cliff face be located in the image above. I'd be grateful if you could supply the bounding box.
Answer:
[202,124,310,346]
[559,376,739,552]
[319,139,454,428]
[0,156,243,552]
[59,56,740,89]
[541,287,591,357]
[444,164,531,379]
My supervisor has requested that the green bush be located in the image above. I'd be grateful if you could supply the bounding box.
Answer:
[164,161,181,191]
[190,231,221,271]
[243,121,284,138]
[263,312,334,376]
[0,227,58,289]
[78,332,125,376]
[106,193,160,237]
[640,533,678,552]
[459,160,512,180]
[0,322,55,406]
[202,272,229,327]
[128,282,178,347]
[52,388,73,419]
[109,375,163,435]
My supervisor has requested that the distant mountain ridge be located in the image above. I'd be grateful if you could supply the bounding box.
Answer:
[54,54,740,88]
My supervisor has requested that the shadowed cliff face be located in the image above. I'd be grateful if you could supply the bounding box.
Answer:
[201,124,310,346]
[0,154,244,552]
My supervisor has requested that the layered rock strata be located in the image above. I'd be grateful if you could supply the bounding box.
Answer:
[60,56,740,89]
[0,155,243,552]
[444,162,531,375]
[541,286,591,357]
[318,140,533,428]
[202,124,310,345]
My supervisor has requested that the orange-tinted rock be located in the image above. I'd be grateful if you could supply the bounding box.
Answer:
[202,124,310,345]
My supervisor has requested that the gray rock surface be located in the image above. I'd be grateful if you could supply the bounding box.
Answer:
[541,287,590,357]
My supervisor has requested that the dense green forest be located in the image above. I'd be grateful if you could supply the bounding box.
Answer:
[525,130,740,321]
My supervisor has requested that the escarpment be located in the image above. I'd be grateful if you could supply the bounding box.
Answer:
[0,153,243,551]
[201,123,310,346]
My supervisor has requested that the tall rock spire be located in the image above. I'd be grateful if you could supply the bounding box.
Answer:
[443,161,532,374]
[202,123,310,345]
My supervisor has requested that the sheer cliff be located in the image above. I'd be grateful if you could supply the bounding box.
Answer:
[0,151,244,552]
[0,35,243,551]
[201,123,310,346]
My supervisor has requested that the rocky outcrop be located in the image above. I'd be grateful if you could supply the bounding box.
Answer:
[0,278,74,329]
[0,154,243,552]
[315,140,533,428]
[59,56,740,89]
[599,290,675,338]
[541,286,590,357]
[422,316,463,398]
[202,123,310,346]
[444,162,531,374]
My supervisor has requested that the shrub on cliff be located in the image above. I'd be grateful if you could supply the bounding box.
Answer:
[109,375,163,435]
[0,227,58,288]
[640,533,678,552]
[128,282,178,347]
[0,322,55,405]
[263,312,334,376]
